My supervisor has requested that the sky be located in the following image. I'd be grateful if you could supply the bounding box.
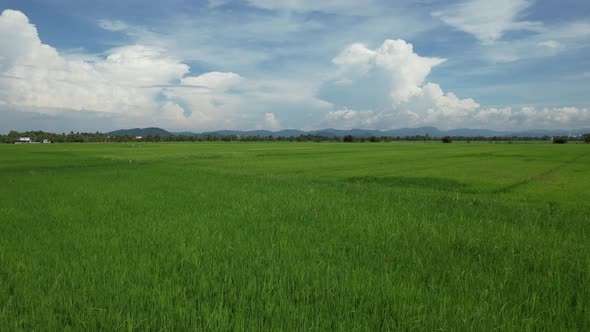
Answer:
[0,0,589,133]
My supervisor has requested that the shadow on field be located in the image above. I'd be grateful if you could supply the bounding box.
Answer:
[0,158,135,174]
[491,153,586,194]
[345,176,475,192]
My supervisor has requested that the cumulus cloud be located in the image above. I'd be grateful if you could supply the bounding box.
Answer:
[432,0,542,44]
[515,106,590,128]
[0,9,58,71]
[0,9,330,131]
[325,106,590,131]
[0,9,189,117]
[329,39,478,128]
[325,38,589,130]
[334,40,446,103]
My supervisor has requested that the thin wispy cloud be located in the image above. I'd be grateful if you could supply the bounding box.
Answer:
[432,0,542,44]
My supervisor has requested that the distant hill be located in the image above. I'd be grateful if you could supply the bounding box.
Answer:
[310,128,384,137]
[107,127,590,138]
[312,127,590,138]
[201,129,307,137]
[107,127,173,136]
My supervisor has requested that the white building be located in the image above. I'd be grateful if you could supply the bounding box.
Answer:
[15,137,32,144]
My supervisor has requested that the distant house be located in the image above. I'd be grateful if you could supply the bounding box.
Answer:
[42,139,51,144]
[135,136,143,140]
[15,137,32,144]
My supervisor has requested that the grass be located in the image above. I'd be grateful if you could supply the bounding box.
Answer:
[0,141,588,330]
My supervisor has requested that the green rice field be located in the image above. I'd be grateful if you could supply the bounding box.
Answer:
[0,142,588,330]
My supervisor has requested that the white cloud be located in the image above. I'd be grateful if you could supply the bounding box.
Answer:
[538,40,560,49]
[89,1,436,82]
[97,19,129,32]
[330,39,475,126]
[244,0,383,16]
[181,72,243,90]
[326,38,589,130]
[0,9,190,117]
[0,9,331,131]
[433,0,589,63]
[324,106,590,131]
[514,106,590,129]
[161,74,331,130]
[264,112,281,130]
[102,16,279,72]
[334,40,446,103]
[161,72,246,129]
[159,101,189,127]
[0,9,60,71]
[432,0,542,44]
[0,10,248,131]
[333,43,380,76]
[325,109,386,129]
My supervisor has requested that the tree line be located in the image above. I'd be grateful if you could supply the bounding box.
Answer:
[2,130,589,144]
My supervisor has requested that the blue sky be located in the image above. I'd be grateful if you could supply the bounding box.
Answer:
[0,0,589,132]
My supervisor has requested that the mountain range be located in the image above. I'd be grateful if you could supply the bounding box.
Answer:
[107,126,590,138]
